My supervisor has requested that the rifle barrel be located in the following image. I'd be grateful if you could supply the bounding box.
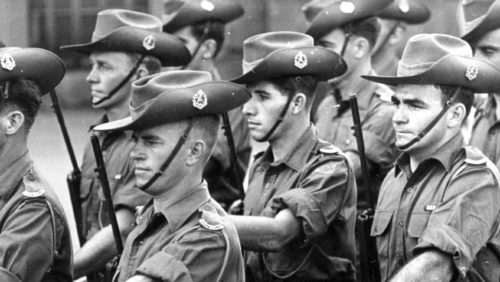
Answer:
[90,134,124,253]
[221,112,245,199]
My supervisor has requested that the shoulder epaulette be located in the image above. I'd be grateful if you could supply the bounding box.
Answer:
[317,140,340,155]
[22,169,46,198]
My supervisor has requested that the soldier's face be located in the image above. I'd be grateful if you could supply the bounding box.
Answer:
[86,51,135,109]
[472,28,500,69]
[391,84,447,154]
[129,122,186,193]
[172,26,204,71]
[317,28,351,85]
[243,81,290,142]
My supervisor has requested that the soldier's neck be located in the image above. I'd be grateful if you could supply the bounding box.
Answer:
[104,100,131,122]
[0,136,28,173]
[270,117,309,163]
[336,59,372,101]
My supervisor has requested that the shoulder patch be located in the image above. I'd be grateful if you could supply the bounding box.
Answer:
[464,146,487,165]
[374,83,394,103]
[22,169,46,198]
[198,204,224,231]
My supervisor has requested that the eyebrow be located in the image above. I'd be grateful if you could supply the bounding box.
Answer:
[392,95,427,107]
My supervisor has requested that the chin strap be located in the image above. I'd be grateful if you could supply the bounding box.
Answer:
[137,118,194,192]
[93,54,146,106]
[181,22,210,70]
[398,86,462,151]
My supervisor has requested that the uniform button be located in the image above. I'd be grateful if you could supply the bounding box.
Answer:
[345,139,351,145]
[398,221,404,228]
[139,241,143,246]
[407,187,414,193]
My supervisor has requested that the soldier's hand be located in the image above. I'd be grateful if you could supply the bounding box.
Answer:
[126,274,154,282]
[228,199,244,215]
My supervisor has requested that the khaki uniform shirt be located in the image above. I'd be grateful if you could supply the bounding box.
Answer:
[372,133,500,281]
[0,153,72,281]
[470,95,500,169]
[114,182,245,282]
[244,125,357,281]
[80,115,149,239]
[315,77,398,209]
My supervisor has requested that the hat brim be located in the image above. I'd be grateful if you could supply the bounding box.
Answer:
[162,0,244,32]
[61,27,191,66]
[362,55,500,93]
[305,0,392,39]
[378,1,431,24]
[0,48,65,95]
[462,1,500,42]
[230,47,347,84]
[94,81,250,132]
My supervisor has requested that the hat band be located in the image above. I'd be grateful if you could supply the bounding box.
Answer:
[242,58,264,74]
[397,61,434,76]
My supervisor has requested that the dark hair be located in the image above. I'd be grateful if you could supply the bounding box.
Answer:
[127,53,162,75]
[270,75,318,108]
[190,21,226,57]
[0,79,42,131]
[437,84,474,119]
[342,16,380,48]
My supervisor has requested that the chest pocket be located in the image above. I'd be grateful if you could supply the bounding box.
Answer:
[371,211,393,237]
[407,212,431,238]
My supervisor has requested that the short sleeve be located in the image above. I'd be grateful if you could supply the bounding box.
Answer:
[272,155,356,241]
[134,229,227,282]
[412,165,500,278]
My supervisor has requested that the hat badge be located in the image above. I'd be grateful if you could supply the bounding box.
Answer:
[200,0,215,11]
[1,55,15,71]
[339,1,356,14]
[294,51,308,69]
[465,64,478,81]
[143,35,156,51]
[193,89,208,110]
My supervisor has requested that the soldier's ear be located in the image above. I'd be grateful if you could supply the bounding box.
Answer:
[448,103,466,128]
[135,65,149,80]
[2,110,24,135]
[186,140,206,166]
[352,36,370,58]
[200,39,217,60]
[291,93,307,114]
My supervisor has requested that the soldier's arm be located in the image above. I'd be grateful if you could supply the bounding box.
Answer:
[390,250,454,282]
[228,209,301,251]
[74,207,135,278]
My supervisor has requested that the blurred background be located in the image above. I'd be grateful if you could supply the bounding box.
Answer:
[0,0,463,252]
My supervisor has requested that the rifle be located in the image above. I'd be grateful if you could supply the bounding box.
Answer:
[349,93,381,282]
[90,134,124,279]
[221,113,245,215]
[49,90,85,244]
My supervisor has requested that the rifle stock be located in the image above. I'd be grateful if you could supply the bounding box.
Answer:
[49,90,85,244]
[349,94,381,282]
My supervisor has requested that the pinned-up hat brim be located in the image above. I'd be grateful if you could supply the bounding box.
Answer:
[93,81,250,131]
[378,0,431,24]
[362,55,500,93]
[231,47,347,84]
[305,0,392,39]
[61,26,191,66]
[0,48,65,95]
[162,0,244,33]
[462,1,500,42]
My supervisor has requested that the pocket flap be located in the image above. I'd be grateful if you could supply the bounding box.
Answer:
[407,213,430,238]
[371,211,393,236]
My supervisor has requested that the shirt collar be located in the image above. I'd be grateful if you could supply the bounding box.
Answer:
[154,181,210,233]
[262,125,318,171]
[0,151,32,200]
[395,133,464,175]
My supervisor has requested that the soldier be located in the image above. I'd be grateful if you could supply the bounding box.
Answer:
[372,0,431,76]
[304,0,399,210]
[92,70,249,281]
[162,0,250,209]
[229,31,357,281]
[461,0,500,168]
[60,9,191,278]
[0,47,72,281]
[366,33,500,281]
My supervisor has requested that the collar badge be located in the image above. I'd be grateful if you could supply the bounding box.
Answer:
[1,55,15,71]
[465,64,478,81]
[193,89,208,110]
[294,51,308,69]
[143,35,156,51]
